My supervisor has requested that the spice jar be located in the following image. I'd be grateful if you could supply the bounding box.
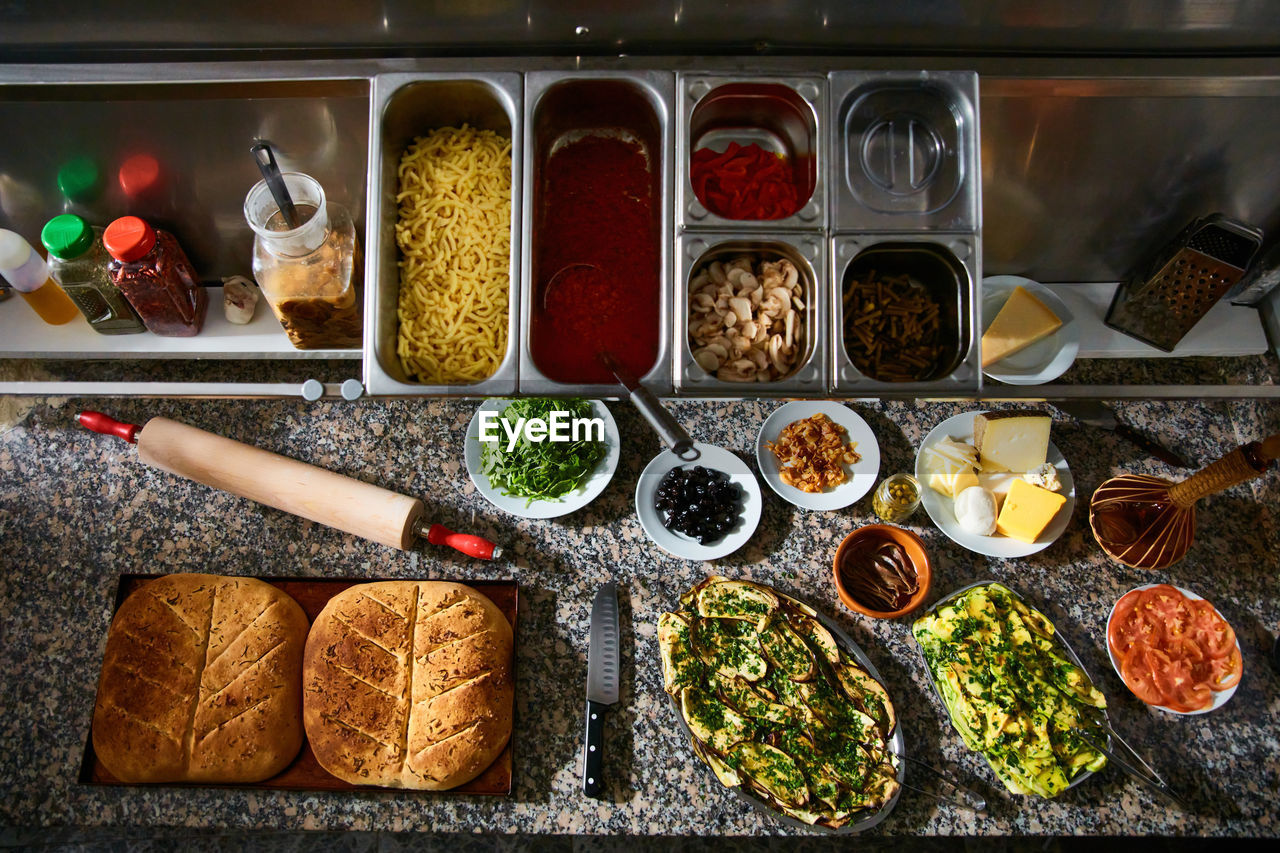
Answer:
[872,473,922,524]
[41,214,145,335]
[243,172,360,350]
[103,216,207,336]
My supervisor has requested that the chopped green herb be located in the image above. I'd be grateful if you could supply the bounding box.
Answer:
[479,398,606,503]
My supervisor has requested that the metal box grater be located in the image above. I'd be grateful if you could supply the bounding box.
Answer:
[1105,213,1263,352]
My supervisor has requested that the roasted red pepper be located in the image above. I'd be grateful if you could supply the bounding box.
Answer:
[690,142,802,220]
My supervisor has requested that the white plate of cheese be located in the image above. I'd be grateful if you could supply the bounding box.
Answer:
[981,276,1080,386]
[914,411,1075,558]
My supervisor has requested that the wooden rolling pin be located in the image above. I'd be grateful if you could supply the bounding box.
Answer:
[79,410,501,560]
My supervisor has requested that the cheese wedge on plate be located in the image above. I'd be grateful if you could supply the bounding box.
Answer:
[995,478,1067,543]
[981,285,1062,368]
[974,410,1051,473]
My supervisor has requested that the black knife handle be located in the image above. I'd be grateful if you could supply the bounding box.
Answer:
[583,699,607,800]
[1114,422,1192,468]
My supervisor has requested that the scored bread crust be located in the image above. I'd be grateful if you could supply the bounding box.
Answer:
[302,581,514,790]
[91,573,309,784]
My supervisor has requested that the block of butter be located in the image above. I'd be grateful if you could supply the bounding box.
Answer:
[995,478,1067,543]
[982,285,1062,368]
[974,410,1051,473]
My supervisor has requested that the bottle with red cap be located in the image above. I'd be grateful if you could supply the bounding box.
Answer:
[103,216,207,336]
[41,214,145,335]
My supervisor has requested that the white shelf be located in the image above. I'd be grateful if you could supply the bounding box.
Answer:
[0,286,360,360]
[1045,282,1269,359]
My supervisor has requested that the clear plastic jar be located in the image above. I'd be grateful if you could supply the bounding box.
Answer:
[103,216,207,337]
[41,214,145,335]
[244,172,361,350]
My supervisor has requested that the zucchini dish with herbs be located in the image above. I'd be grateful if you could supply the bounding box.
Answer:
[912,582,1108,798]
[658,576,901,829]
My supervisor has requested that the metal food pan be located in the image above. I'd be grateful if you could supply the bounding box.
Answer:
[674,232,827,396]
[667,584,905,833]
[830,234,980,396]
[519,71,675,397]
[363,72,523,397]
[677,74,826,232]
[912,580,1109,795]
[829,71,979,233]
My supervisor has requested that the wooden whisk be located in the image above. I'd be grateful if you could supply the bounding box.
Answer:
[1089,434,1280,569]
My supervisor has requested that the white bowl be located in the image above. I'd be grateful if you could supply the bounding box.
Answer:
[635,442,762,561]
[465,398,619,519]
[755,400,881,511]
[1105,583,1241,715]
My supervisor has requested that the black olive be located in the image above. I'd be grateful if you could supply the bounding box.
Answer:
[653,465,744,545]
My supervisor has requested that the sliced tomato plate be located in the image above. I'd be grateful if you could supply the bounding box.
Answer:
[1105,583,1243,715]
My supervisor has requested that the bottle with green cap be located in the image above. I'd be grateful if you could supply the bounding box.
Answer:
[0,228,79,325]
[41,214,146,335]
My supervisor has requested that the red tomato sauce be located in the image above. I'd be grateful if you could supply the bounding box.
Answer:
[531,135,661,384]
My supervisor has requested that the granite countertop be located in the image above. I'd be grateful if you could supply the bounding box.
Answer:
[1,395,1278,837]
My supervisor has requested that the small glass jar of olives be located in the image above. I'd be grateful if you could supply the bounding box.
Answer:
[872,473,921,524]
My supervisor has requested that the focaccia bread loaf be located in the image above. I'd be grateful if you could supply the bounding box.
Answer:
[92,573,309,783]
[302,581,514,790]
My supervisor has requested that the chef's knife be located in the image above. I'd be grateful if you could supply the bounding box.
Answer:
[1053,400,1191,468]
[583,581,620,800]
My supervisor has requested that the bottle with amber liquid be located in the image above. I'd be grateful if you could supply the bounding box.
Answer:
[41,214,145,335]
[243,172,360,350]
[0,228,79,325]
[103,216,207,337]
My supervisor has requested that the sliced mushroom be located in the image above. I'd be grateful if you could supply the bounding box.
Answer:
[768,335,787,374]
[693,347,722,372]
[781,260,799,287]
[728,297,752,320]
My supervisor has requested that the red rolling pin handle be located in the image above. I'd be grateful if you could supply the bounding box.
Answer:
[79,410,141,444]
[425,523,503,561]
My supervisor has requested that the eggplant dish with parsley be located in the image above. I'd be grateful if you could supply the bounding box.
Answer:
[658,576,900,828]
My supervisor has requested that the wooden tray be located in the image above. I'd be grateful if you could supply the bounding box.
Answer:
[78,574,518,795]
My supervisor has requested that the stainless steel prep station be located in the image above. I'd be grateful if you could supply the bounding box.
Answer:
[676,73,827,232]
[2,54,1280,402]
[517,70,676,398]
[363,71,524,397]
[829,71,982,397]
[674,231,828,395]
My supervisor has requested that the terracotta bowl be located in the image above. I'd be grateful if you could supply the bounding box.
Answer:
[832,524,932,619]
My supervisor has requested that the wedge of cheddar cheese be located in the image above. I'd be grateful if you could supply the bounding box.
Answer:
[981,285,1063,368]
[995,478,1067,543]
